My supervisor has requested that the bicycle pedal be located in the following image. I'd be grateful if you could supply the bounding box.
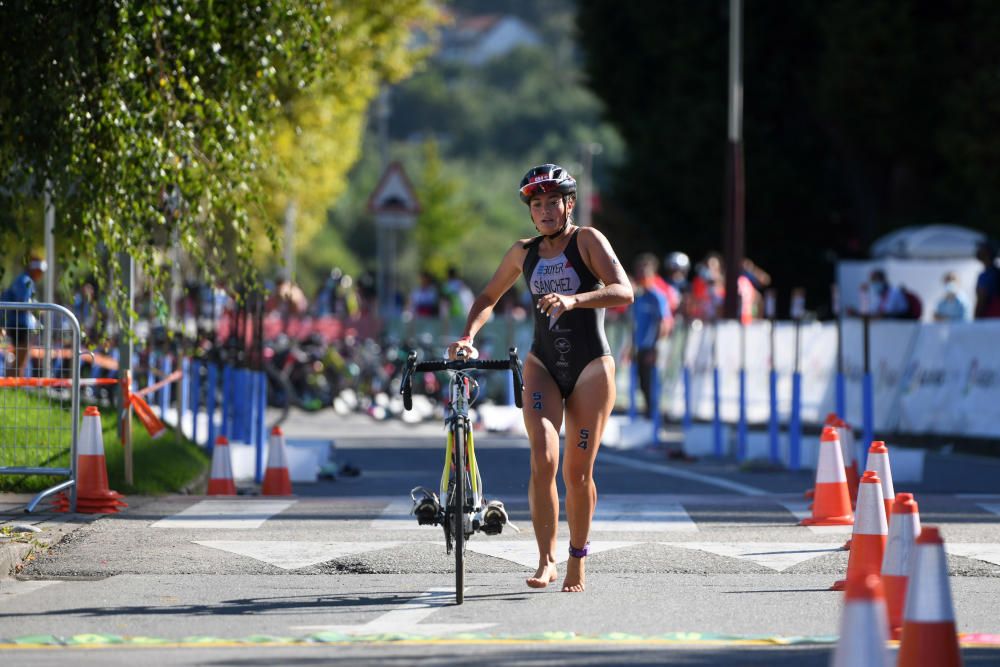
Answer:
[410,487,443,526]
[481,500,508,535]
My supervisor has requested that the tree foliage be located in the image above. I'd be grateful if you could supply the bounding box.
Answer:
[577,0,1000,313]
[0,0,439,317]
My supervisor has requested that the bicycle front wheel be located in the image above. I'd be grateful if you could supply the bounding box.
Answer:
[452,420,466,604]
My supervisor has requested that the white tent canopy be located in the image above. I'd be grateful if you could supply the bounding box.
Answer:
[870,224,986,260]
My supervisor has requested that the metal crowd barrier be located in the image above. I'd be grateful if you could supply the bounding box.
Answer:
[0,302,81,512]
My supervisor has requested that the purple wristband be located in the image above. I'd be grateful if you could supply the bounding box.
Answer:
[568,542,590,558]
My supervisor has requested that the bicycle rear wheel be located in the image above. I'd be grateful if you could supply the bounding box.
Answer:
[452,420,466,604]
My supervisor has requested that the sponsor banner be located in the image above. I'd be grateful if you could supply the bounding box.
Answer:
[896,321,1000,437]
[661,319,1000,438]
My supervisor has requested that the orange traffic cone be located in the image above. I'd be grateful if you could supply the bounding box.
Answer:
[835,417,860,506]
[831,574,891,667]
[800,426,854,526]
[55,406,128,513]
[804,413,842,500]
[865,441,895,524]
[881,492,921,640]
[897,526,963,667]
[206,435,237,495]
[832,470,887,590]
[261,425,293,496]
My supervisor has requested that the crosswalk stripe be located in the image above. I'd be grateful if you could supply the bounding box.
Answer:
[371,499,441,531]
[592,496,698,533]
[151,499,295,529]
[779,501,854,535]
[945,543,1000,567]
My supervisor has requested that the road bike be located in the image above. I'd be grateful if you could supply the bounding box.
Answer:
[400,346,524,604]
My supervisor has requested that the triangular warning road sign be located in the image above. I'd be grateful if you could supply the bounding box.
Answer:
[368,162,420,215]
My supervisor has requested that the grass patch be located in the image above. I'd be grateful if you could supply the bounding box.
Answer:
[0,389,208,495]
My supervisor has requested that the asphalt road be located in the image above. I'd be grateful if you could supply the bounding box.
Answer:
[2,410,1000,666]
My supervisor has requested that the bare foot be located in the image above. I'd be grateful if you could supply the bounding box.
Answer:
[526,561,558,589]
[561,555,585,592]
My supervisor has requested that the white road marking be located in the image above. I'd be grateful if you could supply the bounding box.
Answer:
[599,452,769,496]
[944,543,1000,567]
[592,496,698,533]
[290,587,494,635]
[661,542,843,572]
[370,499,441,531]
[0,579,59,599]
[193,541,400,570]
[977,503,1000,518]
[779,501,854,535]
[373,495,698,533]
[150,499,295,530]
[465,540,638,568]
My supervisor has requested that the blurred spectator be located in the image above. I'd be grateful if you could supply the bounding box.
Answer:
[933,271,971,322]
[356,270,377,315]
[738,257,771,323]
[850,269,915,319]
[1,255,46,376]
[265,270,308,319]
[441,266,475,318]
[631,253,673,418]
[408,270,441,318]
[314,268,360,318]
[72,276,101,341]
[663,251,691,294]
[974,241,1000,319]
[687,252,724,321]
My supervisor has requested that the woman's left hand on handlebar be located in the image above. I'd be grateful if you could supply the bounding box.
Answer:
[537,292,576,317]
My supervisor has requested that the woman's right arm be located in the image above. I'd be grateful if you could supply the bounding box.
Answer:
[449,241,526,358]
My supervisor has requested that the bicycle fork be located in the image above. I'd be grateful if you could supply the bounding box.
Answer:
[440,422,484,512]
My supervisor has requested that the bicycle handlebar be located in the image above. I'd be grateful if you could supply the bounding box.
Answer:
[400,347,524,411]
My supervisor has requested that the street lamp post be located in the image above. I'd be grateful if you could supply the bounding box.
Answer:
[723,0,745,321]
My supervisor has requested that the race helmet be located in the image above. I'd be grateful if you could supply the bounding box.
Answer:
[518,164,577,204]
[664,251,691,275]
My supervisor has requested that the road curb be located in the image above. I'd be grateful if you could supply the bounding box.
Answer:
[1,496,94,579]
[0,540,32,579]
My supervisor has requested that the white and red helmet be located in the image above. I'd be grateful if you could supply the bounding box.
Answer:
[518,164,577,204]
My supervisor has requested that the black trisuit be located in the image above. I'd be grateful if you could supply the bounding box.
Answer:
[522,229,611,398]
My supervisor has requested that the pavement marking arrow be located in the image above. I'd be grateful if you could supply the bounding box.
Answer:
[151,499,296,530]
[943,543,1000,567]
[779,501,854,535]
[290,587,495,636]
[465,540,639,568]
[593,496,698,533]
[660,542,843,571]
[192,540,401,570]
[0,579,60,599]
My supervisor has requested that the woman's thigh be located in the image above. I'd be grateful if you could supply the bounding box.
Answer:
[563,355,616,478]
[522,353,564,473]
